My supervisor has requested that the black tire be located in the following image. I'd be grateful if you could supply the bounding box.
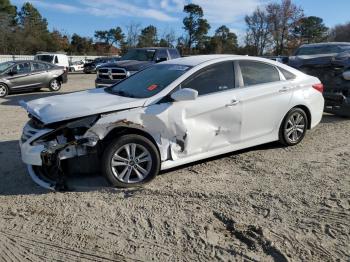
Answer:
[0,83,9,98]
[279,107,308,146]
[70,68,75,72]
[102,134,160,188]
[49,79,61,92]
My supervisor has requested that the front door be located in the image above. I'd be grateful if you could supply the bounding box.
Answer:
[167,61,242,158]
[7,62,36,90]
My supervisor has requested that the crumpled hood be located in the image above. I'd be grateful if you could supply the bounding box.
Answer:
[20,88,147,124]
[100,60,153,71]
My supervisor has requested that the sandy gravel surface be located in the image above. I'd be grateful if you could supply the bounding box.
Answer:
[0,73,349,261]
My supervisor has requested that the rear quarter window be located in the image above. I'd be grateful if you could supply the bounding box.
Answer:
[278,67,296,80]
[239,61,280,86]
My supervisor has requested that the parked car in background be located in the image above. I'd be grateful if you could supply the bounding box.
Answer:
[95,47,181,88]
[35,52,69,70]
[264,56,289,64]
[0,60,67,98]
[19,55,324,190]
[69,60,85,72]
[83,57,120,74]
[289,42,350,117]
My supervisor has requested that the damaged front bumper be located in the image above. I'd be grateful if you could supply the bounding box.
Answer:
[20,118,100,191]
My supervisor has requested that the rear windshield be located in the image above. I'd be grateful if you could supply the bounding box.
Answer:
[295,45,342,56]
[121,49,156,61]
[106,64,191,98]
[36,55,54,63]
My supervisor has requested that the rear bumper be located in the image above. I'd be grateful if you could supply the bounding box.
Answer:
[324,92,350,117]
[95,78,121,88]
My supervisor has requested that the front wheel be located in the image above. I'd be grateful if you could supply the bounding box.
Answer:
[279,108,308,146]
[0,84,8,98]
[102,134,160,188]
[49,79,61,92]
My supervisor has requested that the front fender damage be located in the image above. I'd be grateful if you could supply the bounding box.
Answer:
[34,104,189,191]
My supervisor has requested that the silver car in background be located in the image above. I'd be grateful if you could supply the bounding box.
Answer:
[0,60,68,98]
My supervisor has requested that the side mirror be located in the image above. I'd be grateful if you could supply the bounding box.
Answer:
[171,88,198,102]
[343,71,350,80]
[156,57,168,63]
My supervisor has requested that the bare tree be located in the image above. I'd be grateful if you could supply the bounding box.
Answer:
[330,22,350,42]
[266,0,304,55]
[245,7,270,56]
[125,22,141,48]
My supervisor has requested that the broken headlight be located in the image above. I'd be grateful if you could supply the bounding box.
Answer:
[31,115,99,145]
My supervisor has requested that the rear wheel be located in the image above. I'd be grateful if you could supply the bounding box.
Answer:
[102,134,160,188]
[279,108,308,146]
[49,79,61,92]
[0,84,8,98]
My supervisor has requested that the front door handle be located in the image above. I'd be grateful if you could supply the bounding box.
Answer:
[226,99,240,107]
[279,86,290,92]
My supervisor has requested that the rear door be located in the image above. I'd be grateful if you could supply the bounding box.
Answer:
[30,62,50,86]
[167,61,242,157]
[236,60,293,141]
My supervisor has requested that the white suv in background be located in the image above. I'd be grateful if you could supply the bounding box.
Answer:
[35,53,69,70]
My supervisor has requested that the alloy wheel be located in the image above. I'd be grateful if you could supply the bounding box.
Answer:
[50,80,60,91]
[0,85,7,97]
[110,143,152,183]
[284,112,306,143]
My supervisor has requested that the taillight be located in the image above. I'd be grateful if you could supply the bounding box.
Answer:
[312,83,324,93]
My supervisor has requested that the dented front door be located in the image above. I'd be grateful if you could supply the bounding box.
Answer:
[168,91,242,158]
[166,61,242,158]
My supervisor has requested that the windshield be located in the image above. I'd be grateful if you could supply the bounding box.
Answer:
[121,49,156,61]
[106,64,191,98]
[36,55,54,63]
[0,61,15,73]
[295,45,342,56]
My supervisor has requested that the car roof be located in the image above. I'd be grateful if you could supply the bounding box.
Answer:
[161,55,243,66]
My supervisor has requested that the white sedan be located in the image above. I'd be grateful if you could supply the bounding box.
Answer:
[20,55,324,190]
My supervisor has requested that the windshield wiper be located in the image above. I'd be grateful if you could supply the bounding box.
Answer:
[112,90,135,98]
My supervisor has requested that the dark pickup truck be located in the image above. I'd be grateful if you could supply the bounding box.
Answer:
[95,47,181,88]
[289,42,350,117]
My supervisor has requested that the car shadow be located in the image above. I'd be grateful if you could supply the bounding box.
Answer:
[321,113,350,123]
[0,140,109,196]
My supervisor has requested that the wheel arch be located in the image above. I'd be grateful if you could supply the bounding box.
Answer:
[100,126,161,157]
[0,82,9,94]
[293,105,312,129]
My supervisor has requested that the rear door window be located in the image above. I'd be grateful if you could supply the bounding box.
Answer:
[181,62,235,96]
[32,62,47,71]
[239,61,280,86]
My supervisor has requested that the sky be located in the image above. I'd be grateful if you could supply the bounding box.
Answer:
[11,0,350,43]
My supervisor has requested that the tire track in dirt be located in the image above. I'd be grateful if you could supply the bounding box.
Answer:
[0,230,139,262]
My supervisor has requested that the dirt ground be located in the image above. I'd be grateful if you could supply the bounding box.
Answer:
[0,73,349,261]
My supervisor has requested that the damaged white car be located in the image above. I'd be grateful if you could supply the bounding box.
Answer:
[20,55,324,190]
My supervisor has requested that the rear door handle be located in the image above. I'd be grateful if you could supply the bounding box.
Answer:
[226,99,240,107]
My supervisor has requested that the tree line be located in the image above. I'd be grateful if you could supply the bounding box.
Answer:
[0,0,349,56]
